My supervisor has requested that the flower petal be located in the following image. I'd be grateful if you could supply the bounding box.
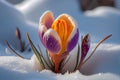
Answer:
[67,28,79,52]
[43,29,62,54]
[38,24,47,45]
[81,34,90,62]
[40,11,54,29]
[57,14,75,38]
[55,14,79,53]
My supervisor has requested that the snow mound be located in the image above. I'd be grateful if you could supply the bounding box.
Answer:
[85,7,120,17]
[80,7,120,44]
[0,0,38,45]
[0,68,119,80]
[16,0,80,23]
[0,44,120,80]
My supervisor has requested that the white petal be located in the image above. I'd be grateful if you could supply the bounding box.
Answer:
[38,24,47,34]
[39,11,54,28]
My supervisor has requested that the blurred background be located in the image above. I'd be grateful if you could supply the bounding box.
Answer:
[5,0,120,10]
[0,0,120,45]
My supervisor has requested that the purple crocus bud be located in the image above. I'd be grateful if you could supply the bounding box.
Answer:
[16,27,21,40]
[81,34,90,62]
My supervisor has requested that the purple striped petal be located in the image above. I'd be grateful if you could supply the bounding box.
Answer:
[67,28,79,52]
[43,29,61,54]
[38,24,47,46]
[81,34,90,62]
[40,11,54,29]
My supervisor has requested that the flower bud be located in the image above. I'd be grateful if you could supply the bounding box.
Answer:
[16,27,21,40]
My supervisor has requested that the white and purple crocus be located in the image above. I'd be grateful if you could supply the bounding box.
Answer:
[6,11,112,73]
[24,10,111,73]
[38,11,79,72]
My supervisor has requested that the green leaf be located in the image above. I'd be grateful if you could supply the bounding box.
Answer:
[40,50,53,70]
[5,40,26,59]
[38,45,54,70]
[26,33,45,69]
[61,55,71,71]
[45,50,54,69]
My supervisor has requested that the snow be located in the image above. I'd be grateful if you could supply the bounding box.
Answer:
[0,48,120,80]
[0,0,120,80]
[16,0,120,44]
[83,7,120,44]
[80,43,120,75]
[115,0,120,9]
[0,0,39,45]
[16,0,80,23]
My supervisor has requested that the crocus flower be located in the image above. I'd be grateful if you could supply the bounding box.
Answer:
[38,11,79,72]
[81,34,90,63]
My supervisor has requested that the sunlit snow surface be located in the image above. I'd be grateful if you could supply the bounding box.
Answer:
[0,0,120,80]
